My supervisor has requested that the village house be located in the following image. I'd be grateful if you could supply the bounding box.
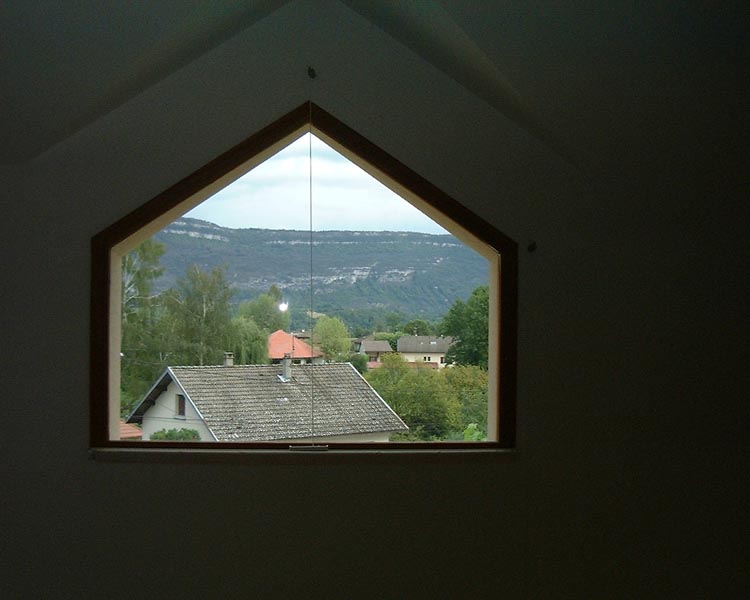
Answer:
[396,335,454,369]
[268,329,323,364]
[126,356,408,442]
[353,338,393,368]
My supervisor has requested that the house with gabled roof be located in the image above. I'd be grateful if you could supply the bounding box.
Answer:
[268,329,323,364]
[354,338,394,368]
[126,358,408,442]
[396,335,454,369]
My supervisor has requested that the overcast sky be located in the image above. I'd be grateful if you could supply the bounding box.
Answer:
[185,133,448,234]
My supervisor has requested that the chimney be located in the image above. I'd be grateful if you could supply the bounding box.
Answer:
[281,353,292,381]
[223,352,234,367]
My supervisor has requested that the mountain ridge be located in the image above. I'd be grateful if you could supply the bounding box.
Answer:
[153,217,489,326]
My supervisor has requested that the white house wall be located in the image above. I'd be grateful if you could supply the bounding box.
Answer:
[140,380,214,442]
[400,351,448,368]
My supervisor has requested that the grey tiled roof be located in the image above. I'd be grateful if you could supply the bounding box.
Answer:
[396,335,454,353]
[144,363,407,441]
[360,340,393,353]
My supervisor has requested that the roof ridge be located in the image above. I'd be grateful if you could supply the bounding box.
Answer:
[134,362,408,441]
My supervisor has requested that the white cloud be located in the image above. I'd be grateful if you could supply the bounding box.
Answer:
[185,133,448,234]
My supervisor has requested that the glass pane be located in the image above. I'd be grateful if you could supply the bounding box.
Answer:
[118,134,490,443]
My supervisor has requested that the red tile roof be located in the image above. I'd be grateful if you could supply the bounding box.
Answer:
[268,329,322,360]
[119,419,142,440]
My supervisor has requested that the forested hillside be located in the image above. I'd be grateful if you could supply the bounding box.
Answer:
[153,217,488,327]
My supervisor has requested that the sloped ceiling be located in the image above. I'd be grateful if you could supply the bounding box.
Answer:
[0,0,289,163]
[1,0,745,171]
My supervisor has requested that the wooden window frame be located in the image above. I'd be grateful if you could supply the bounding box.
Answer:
[90,102,517,452]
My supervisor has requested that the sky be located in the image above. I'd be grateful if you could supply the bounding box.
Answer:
[185,133,448,234]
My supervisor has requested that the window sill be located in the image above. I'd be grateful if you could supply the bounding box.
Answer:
[89,446,519,466]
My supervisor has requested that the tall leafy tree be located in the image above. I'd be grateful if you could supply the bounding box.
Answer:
[313,315,351,361]
[384,312,403,332]
[347,352,369,374]
[237,289,290,333]
[440,285,489,368]
[365,353,461,440]
[443,364,488,436]
[121,239,165,317]
[267,284,283,304]
[374,331,402,352]
[231,315,268,364]
[401,318,434,336]
[120,240,167,415]
[165,265,234,366]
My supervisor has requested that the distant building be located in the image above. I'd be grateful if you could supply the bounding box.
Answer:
[396,335,454,369]
[268,329,323,364]
[354,338,394,368]
[126,359,408,442]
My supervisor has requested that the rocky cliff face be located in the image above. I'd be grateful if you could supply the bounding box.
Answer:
[154,218,488,320]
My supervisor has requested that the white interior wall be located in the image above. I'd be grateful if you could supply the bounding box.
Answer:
[1,1,746,597]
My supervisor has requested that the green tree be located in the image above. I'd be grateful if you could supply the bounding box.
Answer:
[237,288,290,333]
[120,240,168,415]
[365,353,461,440]
[348,352,369,374]
[462,423,484,441]
[313,315,351,361]
[384,312,403,332]
[165,265,234,365]
[150,428,200,441]
[365,352,410,392]
[443,364,488,436]
[440,285,489,368]
[121,239,165,317]
[374,331,402,352]
[230,315,268,364]
[401,318,434,336]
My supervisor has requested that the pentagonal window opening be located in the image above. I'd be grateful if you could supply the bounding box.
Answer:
[91,102,517,449]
